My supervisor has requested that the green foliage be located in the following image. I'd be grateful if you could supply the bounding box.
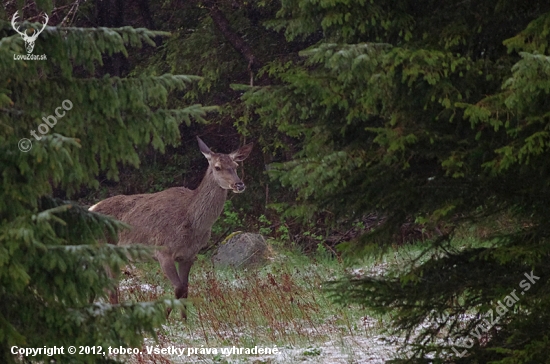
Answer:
[258,214,272,235]
[275,224,291,242]
[0,9,208,363]
[4,0,549,360]
[315,242,332,263]
[302,346,322,356]
[243,0,550,362]
[211,200,244,237]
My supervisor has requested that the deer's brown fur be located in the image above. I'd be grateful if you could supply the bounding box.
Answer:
[89,137,253,318]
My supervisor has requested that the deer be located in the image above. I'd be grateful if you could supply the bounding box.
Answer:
[89,137,253,318]
[11,12,49,54]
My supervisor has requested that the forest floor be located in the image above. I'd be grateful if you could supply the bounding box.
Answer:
[117,240,443,363]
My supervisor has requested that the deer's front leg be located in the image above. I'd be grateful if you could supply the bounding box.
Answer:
[176,260,194,320]
[177,260,193,299]
[158,253,186,298]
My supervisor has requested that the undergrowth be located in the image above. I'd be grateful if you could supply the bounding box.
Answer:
[117,237,482,363]
[117,246,380,362]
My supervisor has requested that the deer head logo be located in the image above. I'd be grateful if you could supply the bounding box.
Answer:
[11,12,49,54]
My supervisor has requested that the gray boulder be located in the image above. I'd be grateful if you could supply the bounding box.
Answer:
[213,232,271,268]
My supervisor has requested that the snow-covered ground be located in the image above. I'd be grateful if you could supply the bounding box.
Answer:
[138,325,402,363]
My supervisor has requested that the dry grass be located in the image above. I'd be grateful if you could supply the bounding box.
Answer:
[114,234,504,363]
[118,250,392,363]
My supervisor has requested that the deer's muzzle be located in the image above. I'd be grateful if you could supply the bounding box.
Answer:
[233,182,246,193]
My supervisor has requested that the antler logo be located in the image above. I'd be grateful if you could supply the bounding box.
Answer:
[11,12,49,54]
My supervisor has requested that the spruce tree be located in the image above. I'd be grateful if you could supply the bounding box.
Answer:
[244,1,550,362]
[0,4,212,363]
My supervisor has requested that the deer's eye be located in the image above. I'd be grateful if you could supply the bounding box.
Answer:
[215,166,221,171]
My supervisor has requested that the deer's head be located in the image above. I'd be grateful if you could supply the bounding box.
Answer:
[11,12,48,54]
[197,137,253,193]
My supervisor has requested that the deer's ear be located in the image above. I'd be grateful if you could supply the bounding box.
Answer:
[197,137,212,159]
[230,143,254,162]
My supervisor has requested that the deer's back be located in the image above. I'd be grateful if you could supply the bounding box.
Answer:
[90,188,198,250]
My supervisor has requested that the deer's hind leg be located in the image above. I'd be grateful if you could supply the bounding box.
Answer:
[105,265,119,304]
[104,236,120,304]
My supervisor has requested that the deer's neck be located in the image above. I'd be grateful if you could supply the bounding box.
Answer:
[188,166,228,230]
